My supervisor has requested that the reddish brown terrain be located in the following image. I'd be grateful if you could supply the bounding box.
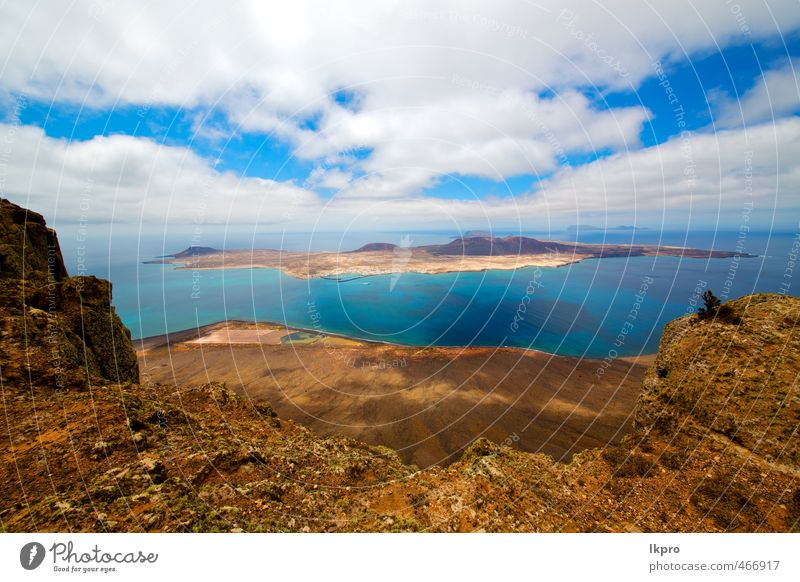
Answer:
[1,198,797,533]
[138,323,651,468]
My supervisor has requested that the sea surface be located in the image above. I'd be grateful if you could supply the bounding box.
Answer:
[60,229,799,358]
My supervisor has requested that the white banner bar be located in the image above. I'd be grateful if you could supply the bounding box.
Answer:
[1,533,797,581]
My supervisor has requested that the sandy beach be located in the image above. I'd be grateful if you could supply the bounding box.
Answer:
[150,247,580,278]
[146,236,749,280]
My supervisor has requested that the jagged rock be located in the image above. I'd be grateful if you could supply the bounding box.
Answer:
[0,198,138,386]
[0,199,797,533]
[140,457,167,484]
[636,293,799,464]
[0,198,67,282]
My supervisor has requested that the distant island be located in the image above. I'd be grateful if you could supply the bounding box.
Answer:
[566,224,649,232]
[450,229,493,238]
[4,197,796,533]
[146,235,753,279]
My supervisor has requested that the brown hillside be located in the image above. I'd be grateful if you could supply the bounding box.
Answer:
[0,199,797,532]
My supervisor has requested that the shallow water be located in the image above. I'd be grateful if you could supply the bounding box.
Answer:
[62,229,799,358]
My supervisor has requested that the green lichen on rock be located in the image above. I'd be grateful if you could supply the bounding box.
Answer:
[0,198,798,533]
[0,198,138,387]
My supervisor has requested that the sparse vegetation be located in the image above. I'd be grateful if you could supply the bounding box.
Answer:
[697,289,741,324]
[1,199,798,533]
[697,290,722,318]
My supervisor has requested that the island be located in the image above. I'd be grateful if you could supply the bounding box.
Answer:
[566,224,649,231]
[3,198,796,533]
[145,235,753,279]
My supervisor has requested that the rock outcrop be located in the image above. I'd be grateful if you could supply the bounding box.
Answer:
[637,293,799,466]
[0,199,797,532]
[0,198,67,282]
[0,198,138,388]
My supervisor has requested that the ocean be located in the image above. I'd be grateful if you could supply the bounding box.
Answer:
[60,229,799,358]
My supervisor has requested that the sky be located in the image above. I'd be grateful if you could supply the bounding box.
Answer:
[1,0,799,240]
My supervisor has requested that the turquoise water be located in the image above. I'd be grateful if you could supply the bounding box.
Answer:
[63,230,799,358]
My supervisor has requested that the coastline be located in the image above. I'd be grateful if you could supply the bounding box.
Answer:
[135,318,659,364]
[144,237,754,280]
[138,318,655,468]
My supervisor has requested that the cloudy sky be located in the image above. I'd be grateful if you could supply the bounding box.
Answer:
[1,0,799,238]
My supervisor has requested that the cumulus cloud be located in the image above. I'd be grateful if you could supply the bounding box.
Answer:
[305,167,353,190]
[1,0,798,231]
[0,124,320,230]
[529,116,800,221]
[314,117,800,229]
[3,1,797,108]
[714,60,800,128]
[292,87,650,199]
[3,117,796,233]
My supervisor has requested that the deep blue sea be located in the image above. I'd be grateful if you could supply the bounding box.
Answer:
[60,229,799,358]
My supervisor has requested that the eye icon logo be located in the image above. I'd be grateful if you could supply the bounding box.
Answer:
[20,542,46,570]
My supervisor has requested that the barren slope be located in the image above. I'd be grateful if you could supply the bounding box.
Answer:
[1,198,797,532]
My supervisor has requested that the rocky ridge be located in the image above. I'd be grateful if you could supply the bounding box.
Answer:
[0,198,797,532]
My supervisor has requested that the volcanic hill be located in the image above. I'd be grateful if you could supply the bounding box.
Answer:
[0,198,797,532]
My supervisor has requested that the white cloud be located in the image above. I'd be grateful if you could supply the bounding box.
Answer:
[521,115,800,224]
[305,167,352,190]
[318,117,800,229]
[4,0,797,108]
[1,117,798,234]
[714,60,800,128]
[3,0,799,204]
[1,1,798,231]
[0,124,320,229]
[293,88,649,198]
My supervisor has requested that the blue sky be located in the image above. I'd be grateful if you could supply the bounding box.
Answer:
[1,1,799,232]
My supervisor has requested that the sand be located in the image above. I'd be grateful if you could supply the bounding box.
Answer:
[148,238,746,280]
[187,327,287,345]
[138,321,654,468]
[152,248,585,278]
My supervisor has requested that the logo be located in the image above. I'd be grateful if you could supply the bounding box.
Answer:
[389,234,413,291]
[20,542,46,570]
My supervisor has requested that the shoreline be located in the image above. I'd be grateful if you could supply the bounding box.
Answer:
[139,319,655,468]
[144,236,755,281]
[147,251,758,282]
[135,318,658,364]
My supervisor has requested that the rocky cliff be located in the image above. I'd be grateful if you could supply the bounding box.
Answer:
[0,198,138,389]
[0,199,797,532]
